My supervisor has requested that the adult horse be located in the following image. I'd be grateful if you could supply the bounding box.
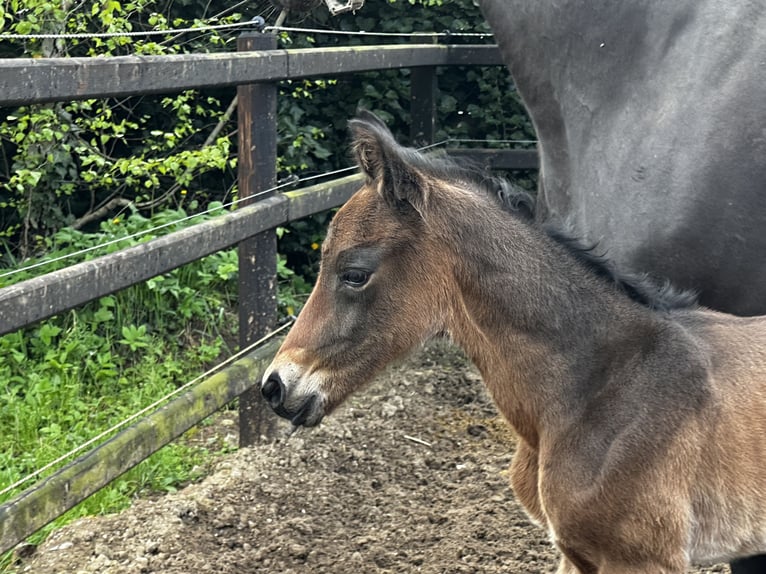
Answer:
[476,0,766,317]
[262,111,766,572]
[475,3,766,568]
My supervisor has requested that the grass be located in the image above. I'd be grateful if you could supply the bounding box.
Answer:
[0,205,263,571]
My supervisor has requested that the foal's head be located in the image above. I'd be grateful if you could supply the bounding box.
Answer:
[261,111,500,427]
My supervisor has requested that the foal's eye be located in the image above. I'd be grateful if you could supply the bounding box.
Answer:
[340,269,370,288]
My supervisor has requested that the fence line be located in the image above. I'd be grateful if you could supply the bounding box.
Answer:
[0,320,294,499]
[0,20,255,41]
[0,44,501,107]
[0,165,361,283]
[0,194,287,336]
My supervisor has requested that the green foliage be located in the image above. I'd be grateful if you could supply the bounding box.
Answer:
[0,0,242,260]
[0,0,535,263]
[0,207,239,569]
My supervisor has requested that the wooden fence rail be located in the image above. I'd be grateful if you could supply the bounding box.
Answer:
[0,175,359,337]
[0,44,502,106]
[0,36,538,554]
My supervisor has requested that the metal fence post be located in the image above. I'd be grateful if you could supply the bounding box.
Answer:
[237,31,279,445]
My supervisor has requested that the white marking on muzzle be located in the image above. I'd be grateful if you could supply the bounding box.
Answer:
[262,355,329,411]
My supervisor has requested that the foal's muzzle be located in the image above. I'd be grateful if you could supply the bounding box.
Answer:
[260,371,324,428]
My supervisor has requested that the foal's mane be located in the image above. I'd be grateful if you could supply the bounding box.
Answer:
[542,227,698,312]
[407,146,697,312]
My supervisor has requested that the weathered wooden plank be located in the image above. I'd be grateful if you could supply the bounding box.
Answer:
[0,44,501,107]
[0,175,362,336]
[281,152,538,217]
[0,337,282,555]
[284,173,363,221]
[444,43,504,66]
[0,195,289,336]
[281,152,539,217]
[410,65,437,147]
[0,177,362,337]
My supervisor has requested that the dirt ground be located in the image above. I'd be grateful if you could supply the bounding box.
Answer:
[15,341,730,574]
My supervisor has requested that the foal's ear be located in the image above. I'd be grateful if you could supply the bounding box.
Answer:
[349,111,427,216]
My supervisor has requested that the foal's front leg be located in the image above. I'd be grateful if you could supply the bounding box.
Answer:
[509,439,546,524]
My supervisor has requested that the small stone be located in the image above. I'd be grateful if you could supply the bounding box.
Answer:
[132,555,149,572]
[289,543,309,560]
[49,541,74,552]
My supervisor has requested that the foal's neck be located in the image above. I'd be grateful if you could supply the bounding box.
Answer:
[440,207,657,446]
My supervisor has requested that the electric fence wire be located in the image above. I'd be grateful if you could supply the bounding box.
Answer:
[0,20,257,41]
[264,25,493,38]
[0,317,295,499]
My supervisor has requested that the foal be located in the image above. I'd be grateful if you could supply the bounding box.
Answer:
[261,111,766,573]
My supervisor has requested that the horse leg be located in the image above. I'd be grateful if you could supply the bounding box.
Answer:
[509,439,546,524]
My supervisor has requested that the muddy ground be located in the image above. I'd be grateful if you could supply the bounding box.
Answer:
[15,342,729,574]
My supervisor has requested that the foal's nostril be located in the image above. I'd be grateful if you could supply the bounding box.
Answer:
[261,372,285,408]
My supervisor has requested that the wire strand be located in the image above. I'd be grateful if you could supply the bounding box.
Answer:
[264,25,493,38]
[0,318,294,498]
[0,165,365,280]
[0,177,303,281]
[0,20,257,41]
[449,138,538,146]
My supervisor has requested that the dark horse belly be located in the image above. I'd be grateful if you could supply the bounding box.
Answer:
[477,0,766,570]
[478,0,766,317]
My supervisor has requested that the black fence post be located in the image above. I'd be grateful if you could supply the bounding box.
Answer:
[410,65,437,147]
[237,31,279,445]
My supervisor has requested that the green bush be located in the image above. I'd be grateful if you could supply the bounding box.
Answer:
[0,0,244,260]
[0,205,241,570]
